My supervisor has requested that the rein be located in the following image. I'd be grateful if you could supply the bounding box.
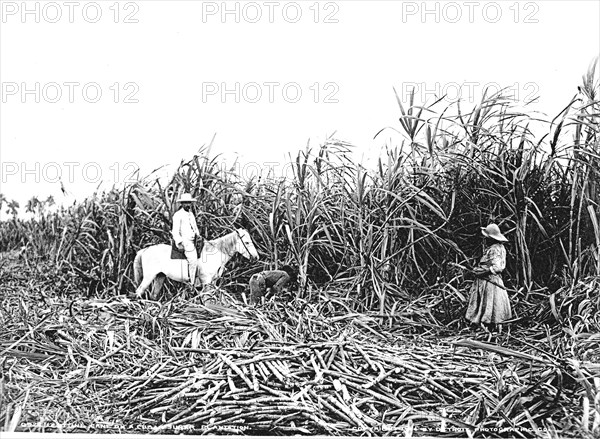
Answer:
[233,229,253,258]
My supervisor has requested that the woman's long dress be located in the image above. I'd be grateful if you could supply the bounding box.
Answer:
[465,243,512,324]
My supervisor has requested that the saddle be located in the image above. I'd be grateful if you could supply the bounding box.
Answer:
[170,237,205,260]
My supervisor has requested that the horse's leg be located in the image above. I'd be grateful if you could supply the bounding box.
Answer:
[135,274,155,298]
[150,274,166,301]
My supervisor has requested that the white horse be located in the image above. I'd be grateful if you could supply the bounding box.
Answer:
[133,228,259,299]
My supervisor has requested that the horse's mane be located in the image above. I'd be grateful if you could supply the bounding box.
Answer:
[206,230,238,255]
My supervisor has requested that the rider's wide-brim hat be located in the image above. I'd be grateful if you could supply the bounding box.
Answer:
[177,193,196,203]
[481,223,508,242]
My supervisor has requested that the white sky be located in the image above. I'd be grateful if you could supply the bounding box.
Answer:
[0,0,599,218]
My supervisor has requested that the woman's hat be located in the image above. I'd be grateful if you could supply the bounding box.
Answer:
[177,193,196,203]
[481,223,508,242]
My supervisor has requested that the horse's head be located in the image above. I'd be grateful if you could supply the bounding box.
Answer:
[235,228,259,261]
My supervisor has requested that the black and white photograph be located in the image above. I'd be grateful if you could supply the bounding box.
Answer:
[0,1,599,437]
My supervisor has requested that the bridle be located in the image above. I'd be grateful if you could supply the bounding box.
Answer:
[234,229,256,259]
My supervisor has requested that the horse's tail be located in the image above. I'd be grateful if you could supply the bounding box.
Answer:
[133,249,144,286]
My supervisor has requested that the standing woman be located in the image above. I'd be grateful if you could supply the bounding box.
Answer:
[466,223,512,331]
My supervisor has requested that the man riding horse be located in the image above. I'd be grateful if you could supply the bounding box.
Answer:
[171,193,202,286]
[134,194,260,299]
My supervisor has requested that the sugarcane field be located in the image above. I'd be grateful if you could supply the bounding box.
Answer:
[1,2,600,438]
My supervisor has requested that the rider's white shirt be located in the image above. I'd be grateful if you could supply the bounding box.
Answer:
[172,208,199,244]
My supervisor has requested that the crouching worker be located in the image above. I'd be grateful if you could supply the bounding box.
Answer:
[248,265,297,305]
[172,193,202,286]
